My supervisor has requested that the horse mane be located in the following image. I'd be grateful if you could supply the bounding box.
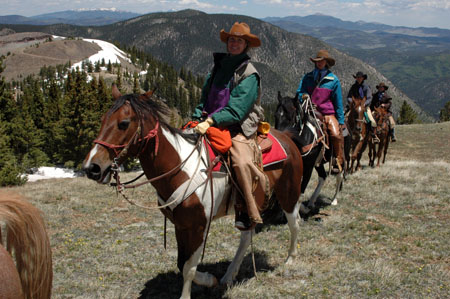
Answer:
[0,191,53,299]
[108,93,198,143]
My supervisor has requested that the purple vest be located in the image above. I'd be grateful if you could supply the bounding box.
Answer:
[202,83,231,116]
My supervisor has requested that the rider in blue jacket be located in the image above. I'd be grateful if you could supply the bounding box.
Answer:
[296,49,345,174]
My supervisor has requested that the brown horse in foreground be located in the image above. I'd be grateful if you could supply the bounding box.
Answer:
[82,86,303,299]
[369,106,390,167]
[346,97,370,173]
[0,191,53,299]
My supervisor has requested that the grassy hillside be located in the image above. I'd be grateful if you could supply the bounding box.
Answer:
[2,122,449,298]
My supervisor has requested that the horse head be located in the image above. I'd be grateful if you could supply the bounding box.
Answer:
[274,91,301,131]
[373,106,389,136]
[348,96,366,133]
[82,85,159,184]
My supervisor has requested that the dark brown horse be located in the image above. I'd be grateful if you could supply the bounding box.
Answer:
[0,191,53,299]
[82,86,303,299]
[346,96,370,173]
[369,106,390,167]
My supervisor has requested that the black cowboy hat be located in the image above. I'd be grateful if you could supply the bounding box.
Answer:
[353,71,367,80]
[376,82,389,90]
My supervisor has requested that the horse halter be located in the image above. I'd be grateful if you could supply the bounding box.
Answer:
[93,118,160,163]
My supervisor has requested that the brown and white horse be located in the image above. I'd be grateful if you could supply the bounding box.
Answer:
[0,191,53,299]
[82,86,303,299]
[369,106,390,167]
[346,96,370,173]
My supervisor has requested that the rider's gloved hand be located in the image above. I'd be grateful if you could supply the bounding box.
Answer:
[302,94,310,101]
[195,117,214,135]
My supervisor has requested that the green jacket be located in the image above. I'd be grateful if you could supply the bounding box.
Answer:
[192,52,263,137]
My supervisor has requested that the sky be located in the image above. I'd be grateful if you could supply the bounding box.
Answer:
[2,0,450,30]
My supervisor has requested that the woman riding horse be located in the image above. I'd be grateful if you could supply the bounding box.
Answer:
[192,22,267,230]
[295,49,345,175]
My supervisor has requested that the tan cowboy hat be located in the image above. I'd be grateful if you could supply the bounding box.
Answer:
[220,22,261,48]
[310,49,335,67]
[376,82,389,90]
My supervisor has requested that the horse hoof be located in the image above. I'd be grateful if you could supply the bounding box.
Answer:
[220,276,233,286]
[285,256,295,265]
[212,276,219,287]
[331,199,338,206]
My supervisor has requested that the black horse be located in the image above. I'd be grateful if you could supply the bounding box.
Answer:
[271,92,350,218]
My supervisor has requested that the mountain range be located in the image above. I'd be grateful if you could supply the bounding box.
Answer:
[0,9,141,26]
[0,9,436,121]
[264,14,450,119]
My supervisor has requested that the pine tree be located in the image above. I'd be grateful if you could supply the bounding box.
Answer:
[0,57,25,185]
[133,72,140,94]
[439,101,450,122]
[398,100,418,124]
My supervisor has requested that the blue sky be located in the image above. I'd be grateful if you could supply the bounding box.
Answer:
[2,0,450,29]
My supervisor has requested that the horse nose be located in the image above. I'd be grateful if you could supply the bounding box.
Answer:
[83,163,101,181]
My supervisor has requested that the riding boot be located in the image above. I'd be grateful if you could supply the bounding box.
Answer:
[390,128,397,142]
[372,127,380,143]
[230,134,267,230]
[325,115,344,174]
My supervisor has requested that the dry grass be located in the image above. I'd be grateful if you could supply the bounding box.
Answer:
[2,122,450,298]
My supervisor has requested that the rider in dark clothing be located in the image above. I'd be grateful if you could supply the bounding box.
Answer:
[346,71,379,142]
[371,82,396,142]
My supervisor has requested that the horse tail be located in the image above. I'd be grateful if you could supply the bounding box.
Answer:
[0,192,52,299]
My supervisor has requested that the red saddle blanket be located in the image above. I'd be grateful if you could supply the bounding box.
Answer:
[207,132,288,172]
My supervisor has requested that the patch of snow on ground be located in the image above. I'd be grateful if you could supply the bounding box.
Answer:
[71,38,130,70]
[25,167,79,182]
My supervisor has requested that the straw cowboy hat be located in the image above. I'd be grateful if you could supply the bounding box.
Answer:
[353,71,368,80]
[220,22,261,48]
[376,82,389,90]
[310,49,335,67]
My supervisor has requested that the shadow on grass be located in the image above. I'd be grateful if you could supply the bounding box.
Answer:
[139,251,274,299]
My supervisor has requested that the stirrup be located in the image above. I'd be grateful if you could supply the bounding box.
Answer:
[372,134,380,143]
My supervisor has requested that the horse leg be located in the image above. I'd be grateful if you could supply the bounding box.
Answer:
[176,227,217,299]
[220,230,253,285]
[383,139,389,164]
[331,172,344,206]
[298,158,317,214]
[284,201,301,264]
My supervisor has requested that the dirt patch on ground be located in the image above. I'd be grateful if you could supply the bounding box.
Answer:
[1,34,102,81]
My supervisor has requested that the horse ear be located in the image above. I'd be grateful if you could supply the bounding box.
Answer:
[112,84,122,100]
[143,87,157,100]
[278,91,282,103]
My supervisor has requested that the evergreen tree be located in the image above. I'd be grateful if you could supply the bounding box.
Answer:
[398,100,418,124]
[133,72,140,94]
[0,57,26,185]
[439,101,450,122]
[0,123,25,186]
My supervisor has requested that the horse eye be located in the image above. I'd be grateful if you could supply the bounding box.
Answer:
[118,119,130,130]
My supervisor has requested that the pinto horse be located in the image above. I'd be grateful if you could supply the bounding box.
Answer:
[0,191,53,299]
[346,96,370,173]
[368,106,390,167]
[82,86,303,299]
[274,92,346,215]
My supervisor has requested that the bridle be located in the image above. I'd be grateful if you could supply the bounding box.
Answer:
[93,118,160,163]
[349,100,365,135]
